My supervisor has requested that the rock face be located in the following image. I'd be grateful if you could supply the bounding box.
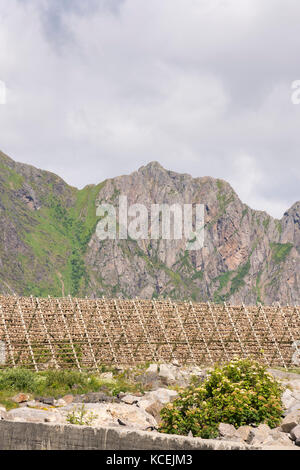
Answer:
[0,151,300,304]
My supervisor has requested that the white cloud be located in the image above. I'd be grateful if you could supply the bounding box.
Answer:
[0,0,300,218]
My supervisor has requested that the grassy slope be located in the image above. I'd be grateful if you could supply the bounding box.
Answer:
[22,184,105,297]
[0,152,104,297]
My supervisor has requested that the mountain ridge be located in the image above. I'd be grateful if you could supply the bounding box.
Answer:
[0,149,299,305]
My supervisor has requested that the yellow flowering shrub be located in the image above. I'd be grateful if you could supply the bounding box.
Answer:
[159,358,283,439]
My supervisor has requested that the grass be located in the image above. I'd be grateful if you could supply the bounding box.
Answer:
[229,259,251,295]
[0,391,19,410]
[0,367,144,409]
[212,259,251,303]
[262,217,270,232]
[270,243,293,264]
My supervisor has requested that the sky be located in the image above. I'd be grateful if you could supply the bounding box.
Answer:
[0,0,300,219]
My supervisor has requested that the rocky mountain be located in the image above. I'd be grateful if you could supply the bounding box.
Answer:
[0,150,299,305]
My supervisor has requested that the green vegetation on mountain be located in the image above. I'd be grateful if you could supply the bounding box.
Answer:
[270,242,293,264]
[0,151,299,304]
[0,151,104,297]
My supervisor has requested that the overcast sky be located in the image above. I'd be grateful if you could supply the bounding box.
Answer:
[0,0,300,218]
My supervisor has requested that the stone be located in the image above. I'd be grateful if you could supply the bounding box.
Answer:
[218,423,237,439]
[121,394,140,405]
[267,428,294,447]
[62,395,74,405]
[0,407,8,420]
[282,389,296,410]
[268,369,300,383]
[290,381,300,392]
[280,379,300,395]
[137,399,154,412]
[235,425,252,442]
[144,401,164,424]
[74,392,120,404]
[291,390,300,401]
[290,425,300,442]
[146,364,158,373]
[280,411,300,433]
[6,407,63,424]
[137,388,178,416]
[60,403,157,431]
[26,400,42,408]
[158,364,176,382]
[285,403,300,416]
[37,397,55,406]
[142,388,178,405]
[12,393,30,403]
[44,414,59,423]
[246,424,272,445]
[55,398,67,407]
[100,372,113,381]
[150,363,199,382]
[134,371,164,390]
[261,440,295,448]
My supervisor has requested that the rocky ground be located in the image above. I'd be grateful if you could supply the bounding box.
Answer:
[1,363,300,450]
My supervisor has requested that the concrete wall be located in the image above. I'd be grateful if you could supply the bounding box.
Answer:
[0,420,255,450]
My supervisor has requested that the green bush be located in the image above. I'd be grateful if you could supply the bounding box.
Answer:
[159,358,283,439]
